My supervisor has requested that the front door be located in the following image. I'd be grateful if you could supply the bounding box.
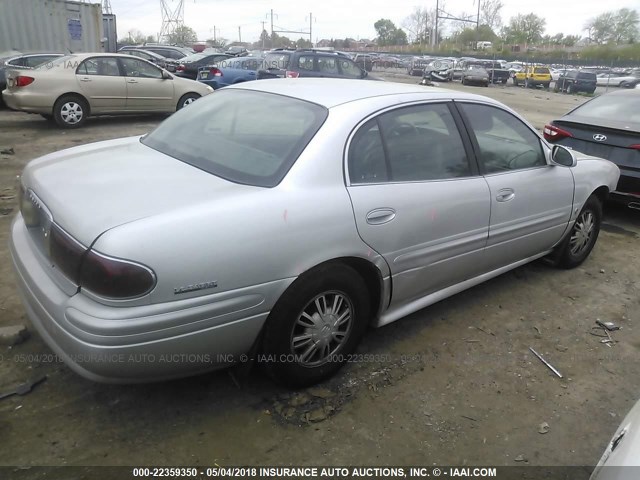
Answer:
[119,57,175,112]
[456,102,574,270]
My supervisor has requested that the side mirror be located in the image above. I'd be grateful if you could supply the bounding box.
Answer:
[551,144,577,167]
[162,70,173,80]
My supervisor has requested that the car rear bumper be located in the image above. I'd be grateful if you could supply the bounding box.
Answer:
[10,215,284,383]
[2,89,52,114]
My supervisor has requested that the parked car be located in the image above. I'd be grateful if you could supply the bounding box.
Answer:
[596,71,640,88]
[461,63,490,86]
[555,70,597,94]
[407,56,431,76]
[590,397,640,479]
[257,49,371,80]
[174,52,232,80]
[544,89,639,206]
[353,54,374,72]
[118,44,193,61]
[2,53,213,128]
[514,66,552,88]
[225,46,249,57]
[0,53,64,106]
[119,48,177,72]
[197,56,262,89]
[421,59,454,82]
[9,79,618,387]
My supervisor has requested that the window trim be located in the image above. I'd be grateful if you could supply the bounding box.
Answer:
[345,100,480,187]
[453,100,550,177]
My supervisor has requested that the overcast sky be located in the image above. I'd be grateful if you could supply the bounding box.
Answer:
[109,0,639,44]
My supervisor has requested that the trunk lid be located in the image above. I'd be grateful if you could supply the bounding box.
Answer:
[22,136,257,246]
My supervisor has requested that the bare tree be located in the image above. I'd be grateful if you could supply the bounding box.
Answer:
[402,7,436,44]
[480,0,503,30]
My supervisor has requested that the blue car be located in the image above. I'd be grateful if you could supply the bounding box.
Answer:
[197,56,262,89]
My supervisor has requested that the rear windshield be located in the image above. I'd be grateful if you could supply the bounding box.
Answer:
[577,72,596,80]
[534,67,550,74]
[181,53,208,62]
[263,52,291,70]
[571,93,640,126]
[141,90,328,187]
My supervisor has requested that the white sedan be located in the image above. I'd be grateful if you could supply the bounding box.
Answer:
[2,53,213,128]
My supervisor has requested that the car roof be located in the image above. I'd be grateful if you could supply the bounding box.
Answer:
[226,78,500,109]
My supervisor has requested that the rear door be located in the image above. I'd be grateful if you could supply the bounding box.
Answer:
[119,57,174,111]
[457,102,574,269]
[346,102,490,308]
[75,57,127,112]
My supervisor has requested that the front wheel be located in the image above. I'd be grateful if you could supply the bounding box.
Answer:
[554,195,602,269]
[262,264,370,387]
[513,78,519,86]
[177,92,200,110]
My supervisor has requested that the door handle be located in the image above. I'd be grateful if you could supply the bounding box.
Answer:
[127,79,138,83]
[496,189,515,202]
[79,77,91,82]
[366,208,396,225]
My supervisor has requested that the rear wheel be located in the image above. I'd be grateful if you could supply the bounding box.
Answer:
[177,92,200,110]
[567,83,575,94]
[525,78,531,88]
[554,195,602,269]
[262,264,370,387]
[53,95,88,128]
[513,77,519,86]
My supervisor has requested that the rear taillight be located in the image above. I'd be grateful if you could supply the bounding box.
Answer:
[543,124,573,142]
[629,144,640,150]
[285,70,299,78]
[15,76,35,87]
[79,250,156,299]
[209,67,223,77]
[49,224,86,282]
[176,65,185,71]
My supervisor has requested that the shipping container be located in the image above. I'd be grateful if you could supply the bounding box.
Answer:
[0,0,104,54]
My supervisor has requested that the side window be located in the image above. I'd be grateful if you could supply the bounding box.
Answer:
[317,56,339,74]
[77,58,120,76]
[120,58,162,79]
[349,120,388,183]
[297,55,314,71]
[349,103,471,183]
[25,56,55,67]
[460,103,546,173]
[339,59,362,78]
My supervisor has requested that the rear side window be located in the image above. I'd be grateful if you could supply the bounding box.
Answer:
[263,53,290,70]
[142,90,328,187]
[349,103,471,184]
[577,72,596,81]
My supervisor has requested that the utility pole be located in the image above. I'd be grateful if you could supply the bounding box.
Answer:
[476,0,481,47]
[435,0,439,48]
[309,12,312,45]
[238,26,241,43]
[213,26,216,41]
[261,21,266,49]
[270,9,274,39]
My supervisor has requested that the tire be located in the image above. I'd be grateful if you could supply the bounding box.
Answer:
[525,78,530,88]
[620,81,630,89]
[554,83,560,93]
[262,263,370,387]
[53,95,89,129]
[513,78,519,86]
[40,114,54,122]
[543,83,550,89]
[502,78,508,84]
[177,92,200,110]
[554,195,602,269]
[567,83,574,94]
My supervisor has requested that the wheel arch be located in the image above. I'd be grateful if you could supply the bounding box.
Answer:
[54,92,91,116]
[592,185,610,205]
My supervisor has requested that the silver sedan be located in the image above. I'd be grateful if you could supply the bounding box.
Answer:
[9,79,620,387]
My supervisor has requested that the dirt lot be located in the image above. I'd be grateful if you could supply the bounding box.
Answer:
[0,77,639,474]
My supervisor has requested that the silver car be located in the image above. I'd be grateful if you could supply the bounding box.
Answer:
[2,53,213,128]
[9,79,619,387]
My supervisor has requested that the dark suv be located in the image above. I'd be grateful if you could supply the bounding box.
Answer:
[554,70,597,94]
[257,49,369,80]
